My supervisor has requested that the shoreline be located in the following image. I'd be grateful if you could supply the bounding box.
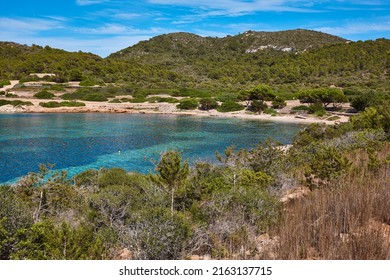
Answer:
[0,101,350,125]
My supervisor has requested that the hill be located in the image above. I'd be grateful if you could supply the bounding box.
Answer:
[0,29,389,94]
[109,29,346,59]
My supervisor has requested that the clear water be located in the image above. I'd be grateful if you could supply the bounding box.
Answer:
[0,113,305,184]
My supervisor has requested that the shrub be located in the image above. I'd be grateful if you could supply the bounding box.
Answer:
[309,102,326,116]
[133,208,191,260]
[79,80,97,86]
[0,99,33,106]
[177,98,198,110]
[271,96,287,109]
[216,92,238,102]
[199,98,218,110]
[264,108,277,116]
[5,93,18,98]
[292,105,310,111]
[84,93,108,102]
[217,101,244,112]
[39,101,85,108]
[248,100,268,113]
[34,90,55,99]
[97,168,131,188]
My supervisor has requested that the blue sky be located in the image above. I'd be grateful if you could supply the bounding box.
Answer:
[0,0,389,57]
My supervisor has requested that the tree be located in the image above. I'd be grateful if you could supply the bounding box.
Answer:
[154,151,189,214]
[298,88,348,109]
[199,98,218,110]
[248,100,268,113]
[247,84,276,101]
[272,96,287,109]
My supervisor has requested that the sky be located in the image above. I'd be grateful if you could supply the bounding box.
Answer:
[0,0,389,57]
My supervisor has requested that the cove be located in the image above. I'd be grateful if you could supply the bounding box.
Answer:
[0,113,305,184]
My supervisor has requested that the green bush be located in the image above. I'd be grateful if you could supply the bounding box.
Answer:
[0,80,11,86]
[0,99,33,106]
[84,93,108,102]
[134,208,191,260]
[217,101,244,112]
[5,93,18,98]
[216,92,238,102]
[199,98,218,110]
[39,101,85,108]
[177,98,198,110]
[248,100,268,113]
[97,168,131,188]
[309,102,326,116]
[172,88,211,98]
[61,91,87,100]
[292,105,310,111]
[34,90,55,99]
[79,80,97,86]
[271,97,287,109]
[264,108,277,115]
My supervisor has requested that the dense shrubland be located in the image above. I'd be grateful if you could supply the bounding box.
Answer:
[0,100,389,260]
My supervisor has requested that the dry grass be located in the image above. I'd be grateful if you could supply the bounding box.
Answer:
[273,145,390,259]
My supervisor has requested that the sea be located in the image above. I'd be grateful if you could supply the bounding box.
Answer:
[0,113,305,184]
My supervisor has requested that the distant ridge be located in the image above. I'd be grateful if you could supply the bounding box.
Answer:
[108,29,347,59]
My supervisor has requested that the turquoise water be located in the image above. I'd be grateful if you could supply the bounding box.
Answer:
[0,113,305,184]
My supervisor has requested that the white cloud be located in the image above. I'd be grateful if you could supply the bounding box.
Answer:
[0,17,64,34]
[76,0,110,6]
[75,23,169,35]
[148,0,318,15]
[315,20,390,36]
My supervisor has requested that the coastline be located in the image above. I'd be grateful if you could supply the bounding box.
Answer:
[0,99,350,125]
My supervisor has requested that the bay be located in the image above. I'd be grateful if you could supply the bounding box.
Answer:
[0,113,305,184]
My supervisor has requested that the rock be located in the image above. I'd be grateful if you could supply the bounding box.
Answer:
[280,186,310,204]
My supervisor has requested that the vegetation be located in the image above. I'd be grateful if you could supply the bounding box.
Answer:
[177,98,198,110]
[0,29,390,260]
[217,101,244,112]
[0,99,33,106]
[33,90,55,99]
[0,31,389,96]
[0,100,389,259]
[39,101,86,108]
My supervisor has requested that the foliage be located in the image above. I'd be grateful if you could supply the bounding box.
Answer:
[271,96,287,109]
[84,93,108,102]
[176,98,198,110]
[198,98,218,110]
[248,100,268,113]
[39,101,85,108]
[298,87,348,109]
[0,99,33,106]
[33,90,55,99]
[153,151,189,213]
[216,101,244,112]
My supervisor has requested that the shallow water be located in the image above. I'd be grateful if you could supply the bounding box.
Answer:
[0,113,305,184]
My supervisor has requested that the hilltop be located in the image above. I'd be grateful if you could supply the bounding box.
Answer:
[109,29,346,59]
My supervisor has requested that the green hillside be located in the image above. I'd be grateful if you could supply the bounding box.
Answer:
[0,29,389,94]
